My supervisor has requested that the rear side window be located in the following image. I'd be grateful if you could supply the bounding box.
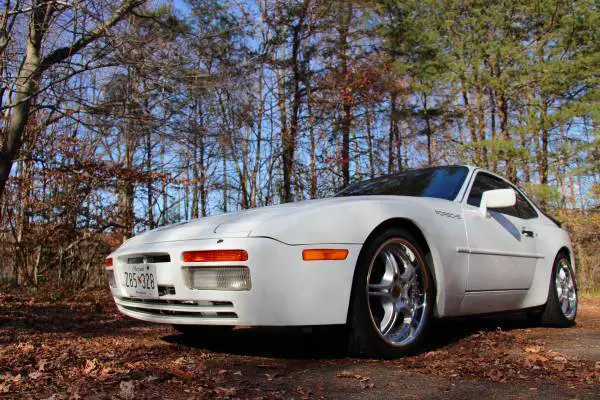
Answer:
[515,190,538,219]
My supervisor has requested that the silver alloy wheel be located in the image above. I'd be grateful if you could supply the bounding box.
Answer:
[366,239,428,346]
[555,258,577,320]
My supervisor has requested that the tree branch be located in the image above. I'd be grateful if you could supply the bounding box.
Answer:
[39,0,146,73]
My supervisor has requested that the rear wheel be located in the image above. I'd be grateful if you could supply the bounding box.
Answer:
[348,228,434,358]
[539,253,577,326]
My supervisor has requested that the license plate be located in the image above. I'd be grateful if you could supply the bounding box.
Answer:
[121,264,158,298]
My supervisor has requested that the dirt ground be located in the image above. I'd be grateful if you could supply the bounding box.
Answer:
[0,288,598,399]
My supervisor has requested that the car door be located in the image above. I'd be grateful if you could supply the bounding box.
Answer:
[462,172,540,292]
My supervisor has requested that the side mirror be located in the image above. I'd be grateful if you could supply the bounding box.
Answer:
[480,188,516,217]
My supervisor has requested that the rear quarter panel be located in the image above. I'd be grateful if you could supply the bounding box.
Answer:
[522,218,574,308]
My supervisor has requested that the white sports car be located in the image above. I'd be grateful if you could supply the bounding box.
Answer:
[105,165,577,357]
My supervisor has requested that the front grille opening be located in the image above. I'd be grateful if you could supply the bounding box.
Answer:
[212,301,233,307]
[126,254,171,264]
[118,297,233,308]
[158,285,176,296]
[122,305,238,319]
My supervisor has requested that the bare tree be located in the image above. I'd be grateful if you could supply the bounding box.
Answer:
[0,0,145,203]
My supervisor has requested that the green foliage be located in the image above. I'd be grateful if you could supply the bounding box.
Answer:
[522,183,562,210]
[379,0,598,192]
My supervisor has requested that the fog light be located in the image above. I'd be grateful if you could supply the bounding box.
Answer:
[106,269,116,288]
[187,267,251,291]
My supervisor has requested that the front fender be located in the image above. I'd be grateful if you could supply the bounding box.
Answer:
[249,196,469,317]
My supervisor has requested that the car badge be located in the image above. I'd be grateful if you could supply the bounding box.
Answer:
[143,256,148,264]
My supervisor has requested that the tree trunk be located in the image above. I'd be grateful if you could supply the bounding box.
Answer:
[161,141,168,225]
[396,118,403,171]
[366,105,375,179]
[250,67,265,208]
[497,91,515,181]
[540,127,549,185]
[145,131,155,228]
[461,85,479,166]
[488,87,497,171]
[240,128,250,209]
[307,64,317,198]
[517,97,531,183]
[339,0,353,186]
[282,0,309,202]
[199,131,207,217]
[222,145,228,213]
[388,93,397,174]
[120,65,135,239]
[191,130,199,219]
[0,2,46,206]
[475,85,487,168]
[277,2,289,203]
[422,93,433,167]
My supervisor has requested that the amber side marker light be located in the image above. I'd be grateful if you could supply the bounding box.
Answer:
[105,258,113,267]
[182,250,248,263]
[302,249,349,261]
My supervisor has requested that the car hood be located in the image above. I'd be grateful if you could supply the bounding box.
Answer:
[122,197,346,246]
[120,195,449,247]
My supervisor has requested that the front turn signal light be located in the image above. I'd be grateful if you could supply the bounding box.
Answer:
[302,249,349,261]
[182,250,248,263]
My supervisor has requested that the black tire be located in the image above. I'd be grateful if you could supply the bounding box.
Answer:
[172,325,233,337]
[348,228,435,358]
[539,252,577,327]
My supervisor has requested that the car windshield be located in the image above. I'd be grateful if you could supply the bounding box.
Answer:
[335,166,469,201]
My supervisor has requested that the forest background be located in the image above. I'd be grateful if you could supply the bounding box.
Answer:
[0,0,598,292]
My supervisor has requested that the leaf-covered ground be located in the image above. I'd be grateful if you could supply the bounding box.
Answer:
[1,288,598,399]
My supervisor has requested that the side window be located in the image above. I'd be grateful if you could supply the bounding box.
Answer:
[467,173,507,207]
[466,173,518,218]
[515,191,538,219]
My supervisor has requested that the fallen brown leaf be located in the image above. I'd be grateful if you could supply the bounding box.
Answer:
[17,343,34,354]
[527,354,549,364]
[214,387,236,397]
[524,345,543,353]
[28,371,44,380]
[169,367,191,381]
[264,373,282,381]
[37,359,47,372]
[83,358,102,375]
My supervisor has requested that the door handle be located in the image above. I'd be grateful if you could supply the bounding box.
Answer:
[521,228,534,237]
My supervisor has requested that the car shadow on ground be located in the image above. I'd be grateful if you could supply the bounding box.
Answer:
[163,326,351,359]
[163,312,543,359]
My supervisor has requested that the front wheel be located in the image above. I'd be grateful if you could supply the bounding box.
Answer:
[348,228,434,358]
[539,253,577,326]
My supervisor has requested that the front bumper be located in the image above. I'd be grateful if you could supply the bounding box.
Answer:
[107,237,361,326]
